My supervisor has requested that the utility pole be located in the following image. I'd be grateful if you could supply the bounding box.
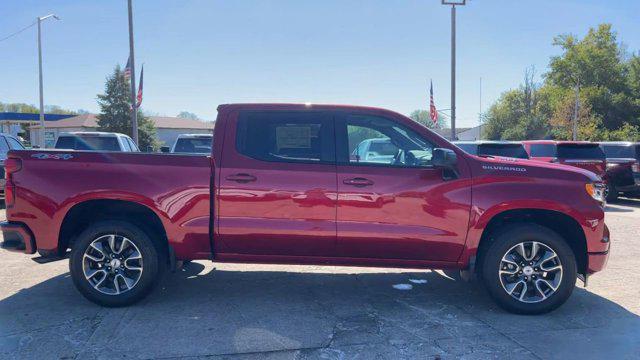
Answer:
[36,14,60,148]
[442,1,466,141]
[572,81,580,141]
[127,0,139,145]
[479,77,482,140]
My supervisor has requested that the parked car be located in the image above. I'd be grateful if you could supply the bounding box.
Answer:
[1,104,609,314]
[351,137,433,164]
[453,141,529,160]
[55,132,139,152]
[523,140,607,180]
[171,134,213,154]
[599,142,640,201]
[0,133,25,199]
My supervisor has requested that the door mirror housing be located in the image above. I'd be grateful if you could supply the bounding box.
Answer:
[160,146,170,153]
[432,148,457,169]
[432,148,458,180]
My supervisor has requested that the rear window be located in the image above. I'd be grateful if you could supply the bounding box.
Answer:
[529,144,557,157]
[557,144,605,160]
[601,144,639,159]
[477,144,529,159]
[174,137,212,154]
[55,135,121,151]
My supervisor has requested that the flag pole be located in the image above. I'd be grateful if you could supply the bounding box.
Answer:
[127,0,139,145]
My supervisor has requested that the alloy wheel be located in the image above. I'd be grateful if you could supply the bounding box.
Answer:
[499,241,563,303]
[82,234,143,295]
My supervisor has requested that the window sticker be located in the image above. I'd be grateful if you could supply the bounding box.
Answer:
[276,126,312,149]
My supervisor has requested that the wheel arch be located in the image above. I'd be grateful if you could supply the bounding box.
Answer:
[472,208,587,277]
[58,199,169,258]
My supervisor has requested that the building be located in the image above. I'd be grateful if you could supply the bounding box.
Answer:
[29,114,214,148]
[0,112,75,142]
[433,124,485,141]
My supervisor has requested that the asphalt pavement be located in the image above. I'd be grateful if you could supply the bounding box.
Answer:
[1,201,639,359]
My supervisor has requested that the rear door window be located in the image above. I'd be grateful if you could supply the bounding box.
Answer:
[236,111,334,164]
[557,144,605,160]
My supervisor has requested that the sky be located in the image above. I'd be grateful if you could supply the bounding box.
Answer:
[1,0,639,127]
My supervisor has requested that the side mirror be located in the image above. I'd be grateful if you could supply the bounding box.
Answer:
[432,148,457,168]
[432,148,458,180]
[160,146,170,153]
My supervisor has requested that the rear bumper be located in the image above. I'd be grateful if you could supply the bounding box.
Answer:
[0,222,36,254]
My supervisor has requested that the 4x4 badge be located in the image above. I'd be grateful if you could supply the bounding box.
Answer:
[31,153,74,160]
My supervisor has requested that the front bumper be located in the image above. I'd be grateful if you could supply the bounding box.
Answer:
[587,224,610,274]
[0,222,36,254]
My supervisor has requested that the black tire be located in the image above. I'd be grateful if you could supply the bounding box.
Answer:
[69,220,166,307]
[481,224,577,315]
[606,183,619,202]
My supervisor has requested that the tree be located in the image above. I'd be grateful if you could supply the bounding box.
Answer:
[484,67,550,140]
[484,24,640,141]
[96,65,159,151]
[409,110,448,129]
[177,111,200,120]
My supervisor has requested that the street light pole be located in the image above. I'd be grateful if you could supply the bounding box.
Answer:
[36,14,59,148]
[127,0,139,145]
[442,0,466,140]
[450,5,456,141]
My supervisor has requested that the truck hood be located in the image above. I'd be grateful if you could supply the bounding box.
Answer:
[472,155,601,183]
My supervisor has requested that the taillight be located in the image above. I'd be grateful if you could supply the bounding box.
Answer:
[633,162,640,173]
[4,158,22,207]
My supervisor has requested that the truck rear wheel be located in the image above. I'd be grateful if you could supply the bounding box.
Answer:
[481,224,577,314]
[69,220,165,307]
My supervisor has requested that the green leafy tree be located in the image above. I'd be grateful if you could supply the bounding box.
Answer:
[409,110,448,129]
[177,111,200,120]
[484,24,640,141]
[96,65,159,151]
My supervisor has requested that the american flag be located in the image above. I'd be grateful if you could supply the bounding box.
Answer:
[124,56,132,81]
[136,65,143,108]
[429,80,438,126]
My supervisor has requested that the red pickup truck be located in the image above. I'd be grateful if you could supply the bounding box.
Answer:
[1,104,610,314]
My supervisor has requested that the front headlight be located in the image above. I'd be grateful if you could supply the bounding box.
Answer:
[585,183,606,203]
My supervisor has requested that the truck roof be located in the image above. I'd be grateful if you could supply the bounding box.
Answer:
[217,103,396,113]
[59,131,128,137]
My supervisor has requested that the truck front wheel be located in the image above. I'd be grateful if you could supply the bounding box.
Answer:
[481,224,577,314]
[69,220,165,307]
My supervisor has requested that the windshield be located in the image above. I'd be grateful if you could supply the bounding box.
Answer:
[557,144,605,160]
[174,137,212,153]
[478,144,529,159]
[601,144,639,159]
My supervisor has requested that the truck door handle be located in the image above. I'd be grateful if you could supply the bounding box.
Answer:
[343,177,374,187]
[226,173,257,183]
